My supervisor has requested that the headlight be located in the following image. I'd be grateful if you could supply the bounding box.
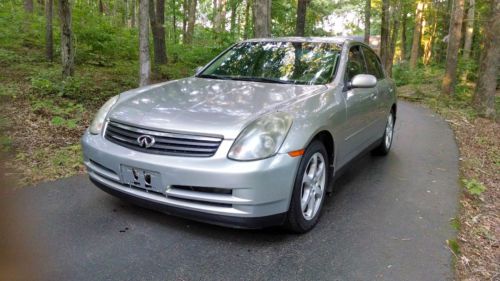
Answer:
[89,95,119,134]
[228,112,293,161]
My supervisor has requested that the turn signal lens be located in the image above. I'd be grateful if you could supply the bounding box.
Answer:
[288,149,305,157]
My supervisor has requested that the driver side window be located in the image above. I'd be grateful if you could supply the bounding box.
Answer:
[345,46,367,83]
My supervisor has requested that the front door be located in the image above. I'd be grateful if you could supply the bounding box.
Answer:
[343,46,379,161]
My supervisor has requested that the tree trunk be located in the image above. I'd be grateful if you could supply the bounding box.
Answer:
[221,0,227,32]
[131,0,136,27]
[24,0,34,13]
[172,0,177,43]
[462,0,475,59]
[472,0,499,118]
[182,0,188,38]
[423,9,438,65]
[45,0,53,61]
[213,0,227,42]
[139,0,151,86]
[149,0,167,65]
[364,0,371,44]
[400,8,407,61]
[243,0,251,39]
[441,0,465,96]
[252,0,271,38]
[386,0,401,76]
[379,0,390,66]
[183,0,197,44]
[409,1,425,69]
[230,0,239,35]
[99,0,104,14]
[59,0,74,78]
[295,0,309,36]
[37,0,45,15]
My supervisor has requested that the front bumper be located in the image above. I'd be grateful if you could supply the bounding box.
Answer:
[81,131,301,227]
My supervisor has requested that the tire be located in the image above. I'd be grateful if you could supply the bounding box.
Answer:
[284,140,329,233]
[372,111,395,156]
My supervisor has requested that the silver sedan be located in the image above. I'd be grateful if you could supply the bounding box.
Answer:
[81,37,397,233]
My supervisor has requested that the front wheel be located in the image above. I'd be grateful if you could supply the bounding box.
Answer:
[372,111,395,156]
[285,140,329,233]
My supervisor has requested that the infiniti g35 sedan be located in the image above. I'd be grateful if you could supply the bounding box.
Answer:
[81,37,397,233]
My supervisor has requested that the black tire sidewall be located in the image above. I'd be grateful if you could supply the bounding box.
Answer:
[374,111,395,155]
[286,140,329,233]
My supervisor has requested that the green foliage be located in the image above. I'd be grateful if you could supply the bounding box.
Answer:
[0,48,24,65]
[447,239,461,256]
[457,59,479,82]
[32,98,85,129]
[450,218,460,231]
[392,63,444,86]
[0,135,11,152]
[462,178,487,196]
[0,116,11,152]
[50,144,82,168]
[51,116,78,129]
[73,8,138,63]
[30,68,90,100]
[0,83,19,98]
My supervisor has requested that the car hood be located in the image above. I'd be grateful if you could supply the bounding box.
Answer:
[108,77,326,139]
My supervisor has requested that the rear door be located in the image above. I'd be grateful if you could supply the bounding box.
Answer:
[342,45,379,160]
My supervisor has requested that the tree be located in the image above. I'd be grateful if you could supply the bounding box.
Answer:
[441,0,465,96]
[139,0,151,86]
[386,0,401,76]
[409,1,425,69]
[131,0,136,27]
[99,0,105,14]
[229,0,240,35]
[243,0,251,39]
[364,0,371,44]
[472,0,499,118]
[24,0,34,13]
[252,0,271,37]
[45,0,53,61]
[183,0,197,44]
[379,0,390,69]
[149,0,167,65]
[213,0,227,33]
[295,0,310,36]
[462,0,475,59]
[171,0,177,43]
[59,0,74,78]
[400,6,408,61]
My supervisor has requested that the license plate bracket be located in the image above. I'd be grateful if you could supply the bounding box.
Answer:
[120,165,164,194]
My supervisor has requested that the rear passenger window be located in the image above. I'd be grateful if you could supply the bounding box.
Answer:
[362,47,385,79]
[345,46,367,82]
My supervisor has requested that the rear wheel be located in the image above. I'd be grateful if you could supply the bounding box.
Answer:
[373,111,395,156]
[285,140,329,233]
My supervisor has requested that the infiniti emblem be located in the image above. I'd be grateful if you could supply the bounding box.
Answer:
[137,135,155,148]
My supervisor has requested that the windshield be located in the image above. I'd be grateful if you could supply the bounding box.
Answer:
[198,41,341,85]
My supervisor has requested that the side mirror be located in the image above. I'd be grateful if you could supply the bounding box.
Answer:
[195,66,204,75]
[349,74,377,89]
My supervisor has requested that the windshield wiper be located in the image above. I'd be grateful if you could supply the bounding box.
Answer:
[232,76,295,84]
[196,74,231,80]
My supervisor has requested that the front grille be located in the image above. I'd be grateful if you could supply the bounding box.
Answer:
[105,121,222,157]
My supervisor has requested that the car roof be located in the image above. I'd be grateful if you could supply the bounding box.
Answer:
[242,36,362,45]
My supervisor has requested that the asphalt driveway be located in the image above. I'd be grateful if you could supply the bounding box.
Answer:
[1,101,460,281]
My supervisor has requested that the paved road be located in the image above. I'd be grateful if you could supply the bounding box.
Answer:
[2,102,459,281]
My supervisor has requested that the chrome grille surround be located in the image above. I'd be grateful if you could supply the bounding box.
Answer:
[104,121,223,157]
